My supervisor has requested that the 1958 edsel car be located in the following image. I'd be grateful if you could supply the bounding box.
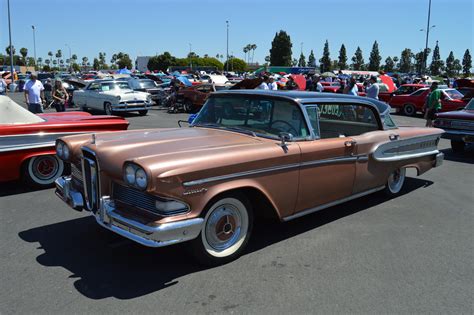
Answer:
[55,90,444,265]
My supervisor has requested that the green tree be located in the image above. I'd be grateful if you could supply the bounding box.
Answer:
[368,41,381,71]
[319,40,331,72]
[429,41,444,75]
[72,63,80,72]
[48,51,53,64]
[307,50,316,67]
[462,49,472,76]
[42,65,51,72]
[351,47,364,70]
[81,56,88,69]
[338,44,347,70]
[384,56,395,72]
[445,51,456,76]
[224,57,247,72]
[298,52,306,67]
[250,44,257,64]
[243,46,250,64]
[55,49,62,66]
[148,52,176,72]
[414,48,431,74]
[98,52,107,69]
[269,30,292,66]
[393,56,399,72]
[5,45,15,56]
[453,59,462,75]
[27,57,36,67]
[19,47,28,64]
[117,54,132,69]
[37,57,42,68]
[399,48,414,73]
[93,58,100,70]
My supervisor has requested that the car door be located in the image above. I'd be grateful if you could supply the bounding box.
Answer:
[294,104,356,214]
[86,82,101,109]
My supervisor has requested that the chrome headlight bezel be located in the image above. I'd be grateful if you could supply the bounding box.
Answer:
[55,140,70,160]
[123,162,148,190]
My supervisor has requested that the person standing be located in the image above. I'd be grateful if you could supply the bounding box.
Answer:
[43,78,53,108]
[257,76,270,90]
[366,76,380,99]
[0,74,8,95]
[313,76,324,92]
[344,77,358,95]
[268,76,278,90]
[425,82,441,127]
[24,74,45,113]
[285,76,298,90]
[52,80,69,112]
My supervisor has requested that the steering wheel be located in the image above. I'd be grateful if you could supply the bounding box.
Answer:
[270,120,298,135]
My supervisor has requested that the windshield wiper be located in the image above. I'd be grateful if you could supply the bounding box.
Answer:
[194,123,256,137]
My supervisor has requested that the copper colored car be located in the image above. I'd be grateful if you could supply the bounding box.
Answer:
[55,90,444,265]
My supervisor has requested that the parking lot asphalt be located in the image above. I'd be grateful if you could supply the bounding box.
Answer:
[1,92,473,314]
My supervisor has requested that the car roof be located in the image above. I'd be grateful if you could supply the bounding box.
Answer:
[213,90,390,113]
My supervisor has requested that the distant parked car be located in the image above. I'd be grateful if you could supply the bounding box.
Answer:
[127,79,166,105]
[434,99,474,152]
[389,88,467,116]
[74,80,152,115]
[378,84,428,103]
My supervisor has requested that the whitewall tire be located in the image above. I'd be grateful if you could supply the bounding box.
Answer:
[384,167,406,196]
[24,155,65,187]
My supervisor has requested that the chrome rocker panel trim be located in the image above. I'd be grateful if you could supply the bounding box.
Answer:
[55,175,203,248]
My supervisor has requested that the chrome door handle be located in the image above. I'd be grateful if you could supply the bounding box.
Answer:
[389,134,400,141]
[344,140,357,147]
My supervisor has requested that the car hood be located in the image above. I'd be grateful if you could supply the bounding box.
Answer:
[80,127,277,179]
[436,109,474,120]
[102,90,148,99]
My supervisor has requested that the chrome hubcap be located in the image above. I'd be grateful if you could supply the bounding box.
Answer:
[388,168,405,193]
[205,205,242,251]
[33,156,58,180]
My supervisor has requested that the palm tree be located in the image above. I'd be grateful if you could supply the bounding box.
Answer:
[245,44,252,64]
[243,46,249,64]
[19,47,28,64]
[55,49,62,67]
[37,57,43,68]
[6,45,15,56]
[48,51,53,64]
[251,44,257,64]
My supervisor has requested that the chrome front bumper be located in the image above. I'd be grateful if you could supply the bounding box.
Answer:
[434,152,444,167]
[55,176,204,248]
[112,102,152,111]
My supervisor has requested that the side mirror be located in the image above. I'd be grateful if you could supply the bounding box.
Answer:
[279,132,294,148]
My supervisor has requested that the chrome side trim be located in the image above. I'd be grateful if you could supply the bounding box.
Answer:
[182,155,363,187]
[442,129,474,136]
[282,186,385,222]
[373,134,442,162]
[0,131,85,153]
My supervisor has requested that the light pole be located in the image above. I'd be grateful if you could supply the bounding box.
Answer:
[226,20,229,73]
[421,0,434,74]
[65,44,72,72]
[31,25,37,70]
[7,0,15,84]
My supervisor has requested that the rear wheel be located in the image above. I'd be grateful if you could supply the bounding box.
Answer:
[190,193,253,266]
[451,140,465,153]
[138,110,148,116]
[402,104,416,116]
[384,167,406,196]
[104,102,113,115]
[23,155,65,188]
[183,100,195,113]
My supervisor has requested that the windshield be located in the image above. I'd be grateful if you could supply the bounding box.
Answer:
[465,99,474,110]
[139,80,157,89]
[192,95,310,139]
[101,82,131,91]
[444,89,463,100]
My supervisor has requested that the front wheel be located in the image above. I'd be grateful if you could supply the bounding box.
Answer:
[104,102,114,115]
[23,155,65,188]
[402,104,416,116]
[183,100,195,113]
[384,167,406,196]
[190,194,253,266]
[451,140,465,153]
[138,110,148,116]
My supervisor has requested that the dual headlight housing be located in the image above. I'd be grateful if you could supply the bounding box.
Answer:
[123,162,148,190]
[56,140,70,160]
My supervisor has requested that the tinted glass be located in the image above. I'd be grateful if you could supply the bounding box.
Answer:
[444,89,463,100]
[193,95,309,138]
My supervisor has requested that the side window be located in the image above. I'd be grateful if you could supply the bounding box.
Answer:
[88,83,99,91]
[317,104,379,139]
[306,106,320,136]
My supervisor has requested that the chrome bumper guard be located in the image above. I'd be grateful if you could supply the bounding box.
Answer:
[55,176,203,248]
[434,152,444,167]
[55,176,84,211]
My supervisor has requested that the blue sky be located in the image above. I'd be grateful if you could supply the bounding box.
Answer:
[1,0,472,66]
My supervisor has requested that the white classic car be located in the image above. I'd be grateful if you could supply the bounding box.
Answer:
[74,80,153,116]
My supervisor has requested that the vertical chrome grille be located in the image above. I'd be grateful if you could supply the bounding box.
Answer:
[81,148,100,212]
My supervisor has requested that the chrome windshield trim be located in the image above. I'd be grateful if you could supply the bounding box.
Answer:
[282,186,385,222]
[183,155,362,187]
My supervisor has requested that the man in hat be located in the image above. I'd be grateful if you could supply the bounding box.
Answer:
[24,74,45,113]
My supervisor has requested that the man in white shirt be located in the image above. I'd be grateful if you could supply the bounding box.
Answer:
[257,75,270,90]
[313,76,324,92]
[366,76,380,100]
[24,74,45,113]
[268,77,278,90]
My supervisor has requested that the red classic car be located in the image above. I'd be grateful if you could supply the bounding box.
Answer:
[434,99,474,152]
[0,96,129,187]
[389,88,467,116]
[378,84,428,103]
[320,81,341,93]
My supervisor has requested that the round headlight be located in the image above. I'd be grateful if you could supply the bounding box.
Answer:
[56,142,64,158]
[124,164,136,184]
[63,145,70,160]
[135,168,148,189]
